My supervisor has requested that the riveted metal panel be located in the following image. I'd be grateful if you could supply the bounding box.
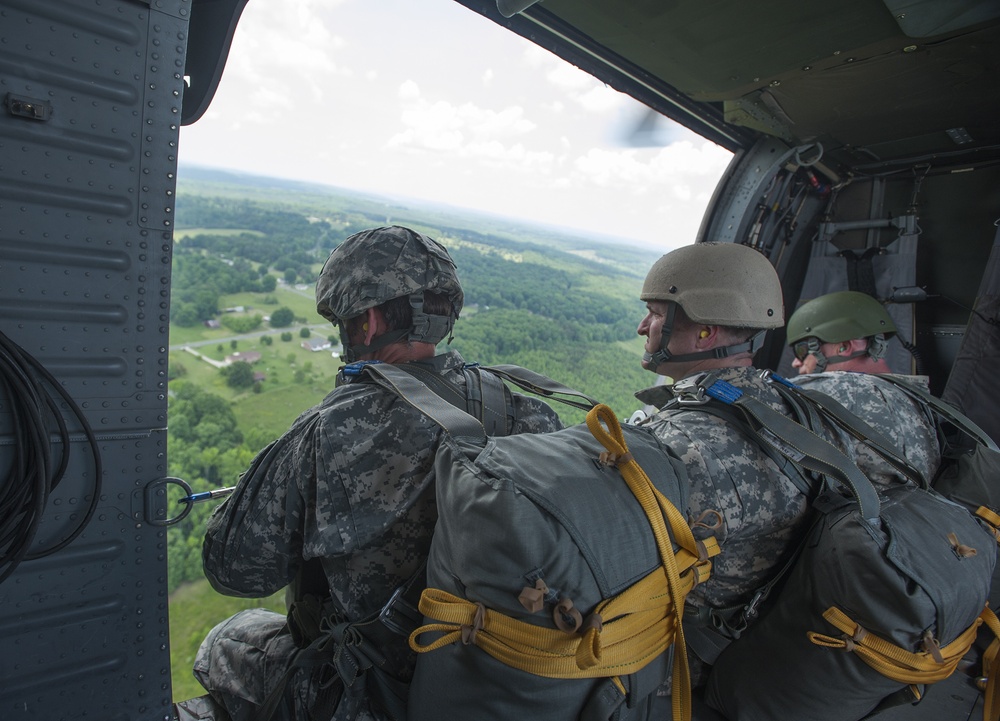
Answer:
[0,0,190,719]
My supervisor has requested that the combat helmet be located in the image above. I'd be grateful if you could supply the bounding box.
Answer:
[316,226,464,361]
[786,290,896,368]
[640,242,784,371]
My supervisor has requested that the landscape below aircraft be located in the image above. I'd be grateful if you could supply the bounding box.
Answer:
[1,0,999,719]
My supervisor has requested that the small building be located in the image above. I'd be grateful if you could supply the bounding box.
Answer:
[225,350,262,365]
[301,337,332,352]
[204,319,221,329]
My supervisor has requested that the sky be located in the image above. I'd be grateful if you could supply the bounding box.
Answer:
[177,0,734,251]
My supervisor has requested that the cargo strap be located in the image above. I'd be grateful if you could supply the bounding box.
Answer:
[978,507,1000,544]
[808,606,1000,691]
[410,404,720,721]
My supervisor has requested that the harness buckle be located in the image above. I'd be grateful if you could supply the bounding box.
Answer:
[378,582,423,637]
[341,360,384,377]
[739,588,767,629]
[672,372,717,406]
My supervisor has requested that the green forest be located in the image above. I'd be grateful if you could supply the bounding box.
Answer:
[166,168,662,701]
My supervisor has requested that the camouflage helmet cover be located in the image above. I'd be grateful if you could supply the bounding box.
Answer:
[786,290,897,345]
[315,226,464,345]
[640,242,784,328]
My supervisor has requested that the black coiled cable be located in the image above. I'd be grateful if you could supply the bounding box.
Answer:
[0,329,102,585]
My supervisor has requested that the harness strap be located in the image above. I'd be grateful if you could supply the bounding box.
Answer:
[682,376,881,520]
[256,565,426,721]
[876,374,1000,452]
[356,362,488,443]
[482,362,600,411]
[764,373,928,487]
[475,367,514,436]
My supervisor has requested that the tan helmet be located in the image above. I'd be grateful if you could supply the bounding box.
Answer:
[641,242,784,328]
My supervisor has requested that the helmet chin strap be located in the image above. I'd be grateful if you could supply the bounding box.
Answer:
[800,337,868,372]
[642,304,767,372]
[339,323,408,363]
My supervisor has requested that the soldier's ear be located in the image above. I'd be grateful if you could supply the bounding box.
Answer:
[364,307,384,345]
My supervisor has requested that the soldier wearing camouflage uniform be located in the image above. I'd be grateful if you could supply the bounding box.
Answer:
[632,243,942,690]
[785,289,940,486]
[191,226,561,721]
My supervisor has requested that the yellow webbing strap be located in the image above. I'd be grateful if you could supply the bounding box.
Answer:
[977,506,1000,544]
[409,404,718,721]
[808,605,985,684]
[978,606,1000,721]
[413,565,682,675]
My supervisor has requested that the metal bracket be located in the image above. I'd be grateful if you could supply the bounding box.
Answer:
[5,93,52,121]
[142,476,194,526]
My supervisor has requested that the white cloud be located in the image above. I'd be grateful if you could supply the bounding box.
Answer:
[179,0,734,249]
[398,80,421,100]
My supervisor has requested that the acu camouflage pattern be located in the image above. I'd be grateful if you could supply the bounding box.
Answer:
[792,371,940,486]
[197,350,561,721]
[635,367,942,612]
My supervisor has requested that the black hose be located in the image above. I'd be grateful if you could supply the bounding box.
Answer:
[0,329,102,584]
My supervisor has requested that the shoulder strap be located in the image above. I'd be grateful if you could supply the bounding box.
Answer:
[875,374,1000,452]
[480,363,600,411]
[393,363,515,437]
[671,403,821,498]
[355,362,488,443]
[764,374,928,488]
[462,366,516,436]
[672,373,881,520]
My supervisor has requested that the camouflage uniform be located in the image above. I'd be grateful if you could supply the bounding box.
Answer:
[195,349,561,721]
[636,367,942,688]
[792,371,941,487]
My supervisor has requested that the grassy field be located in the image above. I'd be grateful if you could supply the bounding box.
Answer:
[169,579,285,703]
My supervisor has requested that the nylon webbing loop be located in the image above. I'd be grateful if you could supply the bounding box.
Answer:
[410,403,718,721]
[807,605,986,685]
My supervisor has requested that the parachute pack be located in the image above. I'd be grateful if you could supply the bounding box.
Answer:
[261,360,610,721]
[354,362,719,721]
[661,371,1000,721]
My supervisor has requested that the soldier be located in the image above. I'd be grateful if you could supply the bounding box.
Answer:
[632,243,941,692]
[191,226,562,721]
[786,290,897,374]
[784,288,940,487]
